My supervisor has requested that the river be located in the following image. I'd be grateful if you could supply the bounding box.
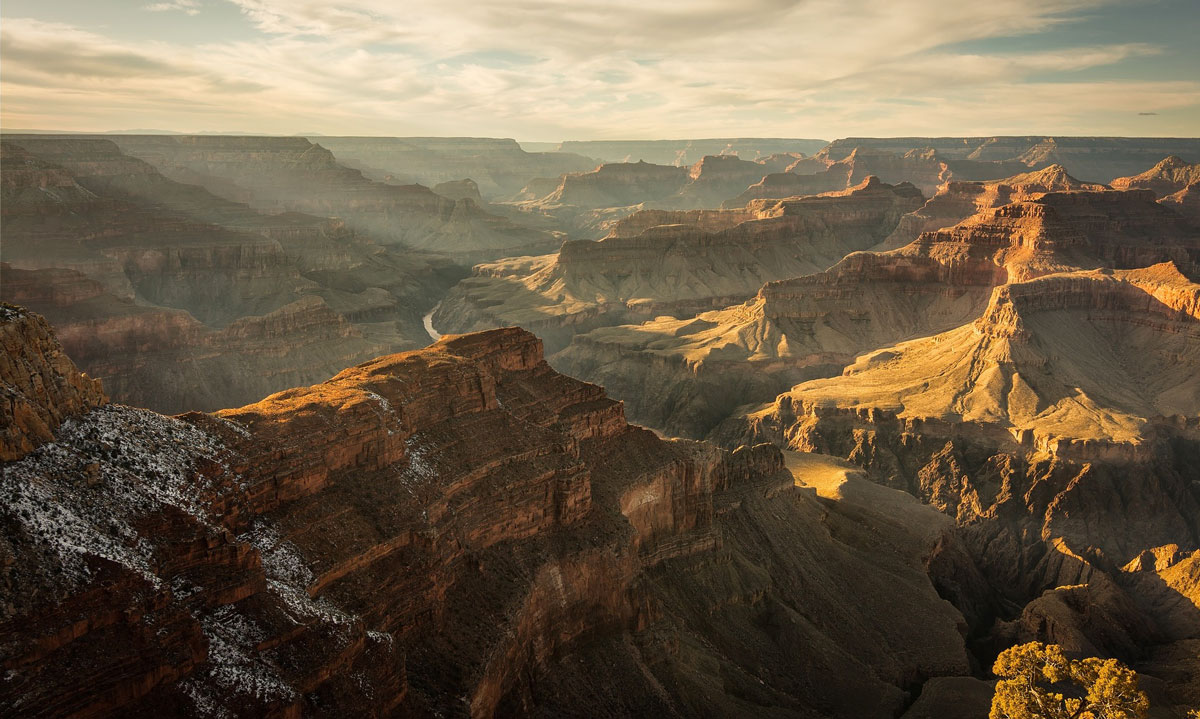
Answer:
[422,302,442,342]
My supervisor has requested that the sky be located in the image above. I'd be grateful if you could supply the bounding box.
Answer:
[1,0,1198,141]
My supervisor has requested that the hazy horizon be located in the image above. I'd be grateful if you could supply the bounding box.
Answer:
[2,0,1199,140]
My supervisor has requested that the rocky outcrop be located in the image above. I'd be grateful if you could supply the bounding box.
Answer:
[1161,182,1200,223]
[728,147,953,202]
[511,154,808,236]
[725,145,1053,205]
[436,177,924,353]
[0,315,975,718]
[1111,156,1200,224]
[312,136,596,199]
[1111,155,1200,196]
[906,188,1200,282]
[0,305,105,461]
[879,164,1108,250]
[536,160,690,208]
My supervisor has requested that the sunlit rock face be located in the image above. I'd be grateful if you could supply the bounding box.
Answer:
[1112,155,1200,224]
[1,312,975,718]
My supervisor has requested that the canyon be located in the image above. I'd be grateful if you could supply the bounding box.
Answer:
[3,133,1200,717]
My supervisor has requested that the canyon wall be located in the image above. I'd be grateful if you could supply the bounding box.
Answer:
[0,311,978,718]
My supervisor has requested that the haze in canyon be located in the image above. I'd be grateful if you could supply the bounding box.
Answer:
[2,1,1200,718]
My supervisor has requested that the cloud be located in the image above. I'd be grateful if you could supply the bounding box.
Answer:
[1139,111,1160,115]
[2,0,1198,137]
[144,1,201,15]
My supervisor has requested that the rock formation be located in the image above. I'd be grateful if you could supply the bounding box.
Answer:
[728,147,955,201]
[1111,155,1200,196]
[0,305,105,461]
[1112,155,1200,224]
[435,177,924,352]
[879,164,1108,250]
[1,309,982,718]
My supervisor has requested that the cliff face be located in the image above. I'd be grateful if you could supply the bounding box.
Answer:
[879,164,1108,250]
[553,248,994,438]
[0,305,105,461]
[906,188,1200,282]
[0,138,464,413]
[435,178,924,353]
[0,313,973,718]
[538,160,690,208]
[312,136,597,199]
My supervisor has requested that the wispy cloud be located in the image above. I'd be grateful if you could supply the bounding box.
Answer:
[144,1,201,16]
[2,0,1197,137]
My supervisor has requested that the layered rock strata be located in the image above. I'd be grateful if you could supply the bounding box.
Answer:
[436,177,924,352]
[554,187,1199,438]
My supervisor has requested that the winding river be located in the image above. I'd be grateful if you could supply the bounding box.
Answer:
[422,302,442,342]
